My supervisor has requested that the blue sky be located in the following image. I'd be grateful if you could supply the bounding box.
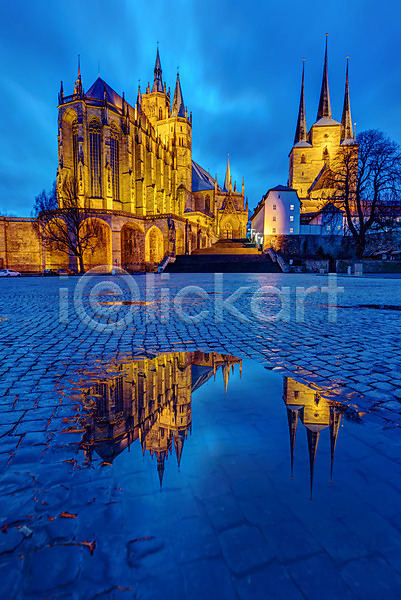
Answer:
[1,0,400,216]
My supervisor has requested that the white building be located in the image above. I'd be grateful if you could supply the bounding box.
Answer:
[250,185,301,248]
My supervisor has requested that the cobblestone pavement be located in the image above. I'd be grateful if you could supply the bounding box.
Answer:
[1,273,401,599]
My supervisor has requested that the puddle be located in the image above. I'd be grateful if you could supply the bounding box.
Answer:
[2,351,401,598]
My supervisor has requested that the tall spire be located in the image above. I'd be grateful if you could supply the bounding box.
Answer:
[329,406,342,481]
[286,407,301,479]
[222,363,230,398]
[306,426,321,500]
[137,84,142,113]
[224,154,232,192]
[294,60,308,144]
[317,34,332,120]
[172,73,185,117]
[74,54,83,98]
[341,57,354,140]
[152,48,163,93]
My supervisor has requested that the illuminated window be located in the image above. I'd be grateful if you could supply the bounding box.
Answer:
[89,119,102,198]
[338,225,341,230]
[290,227,294,233]
[290,204,294,210]
[290,216,294,221]
[272,228,276,233]
[72,120,78,178]
[110,125,119,201]
[327,225,331,231]
[272,216,276,222]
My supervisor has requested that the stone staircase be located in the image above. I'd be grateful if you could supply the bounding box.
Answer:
[166,239,281,273]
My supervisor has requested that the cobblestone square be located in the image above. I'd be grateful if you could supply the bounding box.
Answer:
[1,272,401,599]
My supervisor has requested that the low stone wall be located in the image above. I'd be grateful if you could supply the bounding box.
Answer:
[336,259,401,274]
[264,234,343,257]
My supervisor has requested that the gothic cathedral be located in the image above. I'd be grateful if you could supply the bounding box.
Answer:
[288,36,357,213]
[56,49,248,270]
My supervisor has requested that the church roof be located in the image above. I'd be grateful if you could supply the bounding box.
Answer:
[269,185,298,193]
[293,141,312,148]
[192,160,222,192]
[313,116,340,127]
[85,77,124,110]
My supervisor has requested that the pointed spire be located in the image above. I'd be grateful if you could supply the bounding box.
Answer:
[222,363,230,398]
[156,451,166,489]
[152,48,164,93]
[242,177,245,196]
[317,34,332,120]
[341,57,354,140]
[137,84,142,113]
[294,60,308,144]
[172,73,185,117]
[306,427,321,500]
[224,154,232,192]
[286,407,301,479]
[59,81,64,104]
[329,406,342,481]
[173,431,185,469]
[74,54,83,98]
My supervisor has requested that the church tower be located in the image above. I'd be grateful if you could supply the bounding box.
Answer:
[289,36,357,213]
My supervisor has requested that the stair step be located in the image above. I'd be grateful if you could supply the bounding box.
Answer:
[165,253,281,273]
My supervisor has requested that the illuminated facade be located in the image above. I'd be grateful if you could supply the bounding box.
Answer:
[288,38,357,213]
[54,50,248,271]
[79,351,241,486]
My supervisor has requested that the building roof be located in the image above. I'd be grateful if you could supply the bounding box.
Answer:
[268,185,298,193]
[192,160,222,192]
[85,77,124,110]
[313,116,340,127]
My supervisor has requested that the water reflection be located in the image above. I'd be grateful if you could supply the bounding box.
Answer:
[79,352,242,487]
[75,351,349,497]
[283,376,345,499]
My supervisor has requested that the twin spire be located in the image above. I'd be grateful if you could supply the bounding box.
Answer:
[294,36,354,144]
[151,48,186,119]
[317,35,332,120]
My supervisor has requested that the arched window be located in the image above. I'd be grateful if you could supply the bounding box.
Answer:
[159,108,163,120]
[322,147,330,164]
[72,120,78,179]
[89,119,102,198]
[205,194,210,213]
[110,125,119,201]
[301,154,306,164]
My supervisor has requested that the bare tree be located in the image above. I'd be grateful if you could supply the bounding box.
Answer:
[34,176,103,273]
[326,130,401,257]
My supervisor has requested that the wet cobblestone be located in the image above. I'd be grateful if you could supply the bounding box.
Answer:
[1,273,401,598]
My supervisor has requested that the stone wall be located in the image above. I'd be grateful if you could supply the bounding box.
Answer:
[336,259,401,274]
[0,218,42,272]
[264,234,343,258]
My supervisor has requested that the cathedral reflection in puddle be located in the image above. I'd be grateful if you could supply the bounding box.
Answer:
[76,350,346,498]
[79,352,242,486]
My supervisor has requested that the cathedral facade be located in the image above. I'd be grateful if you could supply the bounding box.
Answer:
[289,36,357,214]
[55,49,248,271]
